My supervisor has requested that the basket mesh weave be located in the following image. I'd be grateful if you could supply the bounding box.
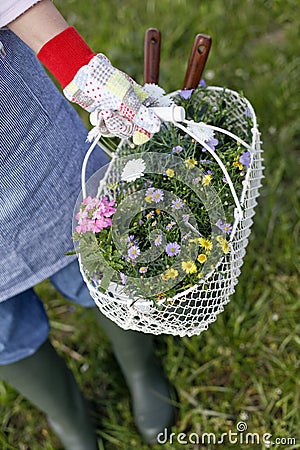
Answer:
[78,87,264,337]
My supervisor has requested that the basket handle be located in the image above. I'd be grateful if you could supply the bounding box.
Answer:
[150,105,245,227]
[83,105,245,228]
[183,34,212,89]
[144,28,161,84]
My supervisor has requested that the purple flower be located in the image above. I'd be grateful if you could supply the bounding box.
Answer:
[166,221,176,231]
[154,235,162,246]
[245,107,251,118]
[146,211,155,219]
[128,245,140,260]
[172,145,183,154]
[165,242,181,257]
[120,272,126,285]
[146,186,155,196]
[182,232,191,241]
[127,234,137,247]
[192,177,201,184]
[202,137,218,152]
[239,151,251,168]
[179,88,194,100]
[199,79,207,87]
[171,198,184,210]
[151,189,164,203]
[216,219,232,234]
[139,267,148,274]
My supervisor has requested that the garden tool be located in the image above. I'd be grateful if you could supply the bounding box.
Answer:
[143,27,161,84]
[182,33,212,89]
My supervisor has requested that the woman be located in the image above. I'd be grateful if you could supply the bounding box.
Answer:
[0,1,175,448]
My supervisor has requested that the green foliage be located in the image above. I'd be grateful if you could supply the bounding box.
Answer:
[1,0,299,449]
[75,85,253,303]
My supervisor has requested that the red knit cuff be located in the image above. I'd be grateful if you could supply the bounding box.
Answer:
[37,26,96,88]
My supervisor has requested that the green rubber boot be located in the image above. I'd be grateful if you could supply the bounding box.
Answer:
[0,339,98,450]
[94,311,176,444]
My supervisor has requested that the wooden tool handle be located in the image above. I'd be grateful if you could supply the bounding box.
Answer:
[182,34,212,89]
[144,28,161,84]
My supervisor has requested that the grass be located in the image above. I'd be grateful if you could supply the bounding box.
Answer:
[1,0,300,448]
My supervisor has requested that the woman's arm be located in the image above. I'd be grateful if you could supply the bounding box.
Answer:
[7,0,68,53]
[5,0,161,144]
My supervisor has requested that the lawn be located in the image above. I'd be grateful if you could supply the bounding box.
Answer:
[1,0,299,449]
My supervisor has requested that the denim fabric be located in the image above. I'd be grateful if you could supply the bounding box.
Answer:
[0,259,95,365]
[0,30,109,302]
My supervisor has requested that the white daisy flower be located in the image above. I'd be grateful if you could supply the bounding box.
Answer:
[143,83,174,107]
[187,122,215,142]
[121,158,146,182]
[157,95,174,107]
[143,83,166,98]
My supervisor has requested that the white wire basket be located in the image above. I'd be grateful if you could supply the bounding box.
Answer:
[74,86,264,337]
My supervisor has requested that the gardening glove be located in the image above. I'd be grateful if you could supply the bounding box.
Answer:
[37,27,160,145]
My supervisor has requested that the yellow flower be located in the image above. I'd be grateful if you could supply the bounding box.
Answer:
[202,174,212,186]
[145,195,152,203]
[233,161,243,170]
[185,157,197,168]
[182,260,197,274]
[199,237,213,252]
[166,168,175,177]
[162,268,179,280]
[157,293,166,300]
[216,236,230,254]
[197,254,207,264]
[221,240,229,254]
[155,209,161,215]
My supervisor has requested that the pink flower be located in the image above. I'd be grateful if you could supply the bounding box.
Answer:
[75,208,88,222]
[75,196,116,234]
[75,218,92,233]
[82,196,100,209]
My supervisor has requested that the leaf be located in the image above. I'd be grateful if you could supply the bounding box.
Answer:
[100,267,114,292]
[187,105,195,119]
[196,103,209,121]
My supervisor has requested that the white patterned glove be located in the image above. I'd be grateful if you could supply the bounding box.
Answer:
[63,54,160,145]
[37,27,160,145]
